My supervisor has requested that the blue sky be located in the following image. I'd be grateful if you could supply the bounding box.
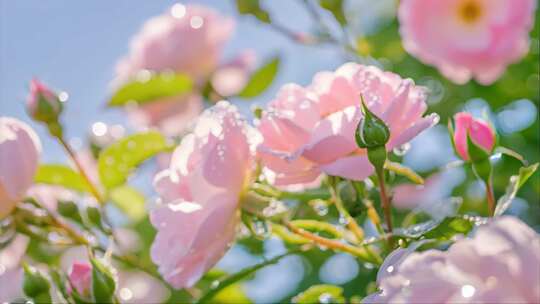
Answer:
[0,0,343,162]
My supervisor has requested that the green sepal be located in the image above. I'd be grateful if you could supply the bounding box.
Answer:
[90,257,116,303]
[22,263,52,303]
[355,95,390,149]
[466,130,491,163]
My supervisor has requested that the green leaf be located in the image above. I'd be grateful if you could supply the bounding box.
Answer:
[35,164,92,193]
[422,217,474,240]
[98,131,169,190]
[86,206,104,230]
[109,186,147,222]
[238,56,280,98]
[107,72,192,107]
[318,0,347,26]
[235,0,271,23]
[395,216,475,240]
[495,146,528,165]
[211,283,252,304]
[57,201,84,224]
[292,284,345,304]
[90,258,116,303]
[494,163,539,216]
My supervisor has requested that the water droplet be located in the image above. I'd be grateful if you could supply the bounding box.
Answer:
[461,284,475,298]
[338,215,348,225]
[393,143,411,156]
[58,91,69,102]
[386,265,394,273]
[311,200,329,216]
[119,288,133,301]
[363,263,374,269]
[319,293,333,304]
[92,122,107,137]
[253,220,271,238]
[210,280,220,289]
[190,16,204,29]
[136,70,152,82]
[171,3,186,18]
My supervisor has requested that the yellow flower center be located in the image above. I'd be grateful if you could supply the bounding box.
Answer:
[457,0,484,25]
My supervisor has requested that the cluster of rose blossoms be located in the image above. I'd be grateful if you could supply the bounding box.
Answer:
[1,0,539,303]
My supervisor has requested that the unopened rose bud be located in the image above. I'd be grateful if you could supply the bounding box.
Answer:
[23,263,52,303]
[450,112,496,162]
[26,78,64,124]
[67,262,92,297]
[355,96,390,149]
[0,117,41,219]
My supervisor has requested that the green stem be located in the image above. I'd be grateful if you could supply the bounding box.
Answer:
[327,179,365,242]
[55,134,120,246]
[250,183,331,201]
[57,135,105,204]
[485,178,495,216]
[197,249,304,303]
[376,169,393,233]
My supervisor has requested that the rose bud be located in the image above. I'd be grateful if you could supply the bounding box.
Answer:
[26,78,64,124]
[450,112,496,162]
[67,262,92,297]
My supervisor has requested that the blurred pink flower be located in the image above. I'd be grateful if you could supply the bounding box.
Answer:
[114,4,234,136]
[26,78,63,122]
[125,95,204,137]
[364,216,540,303]
[67,262,92,297]
[398,0,537,85]
[452,112,495,161]
[211,49,257,97]
[393,174,445,209]
[0,117,41,218]
[258,63,438,185]
[0,236,28,301]
[150,101,256,288]
[115,4,234,83]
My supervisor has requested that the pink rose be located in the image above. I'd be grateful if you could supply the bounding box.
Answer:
[0,236,29,301]
[364,216,540,303]
[114,4,235,136]
[67,262,92,297]
[452,112,495,161]
[398,0,537,85]
[258,63,438,185]
[0,117,41,218]
[150,101,255,288]
[26,78,63,123]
